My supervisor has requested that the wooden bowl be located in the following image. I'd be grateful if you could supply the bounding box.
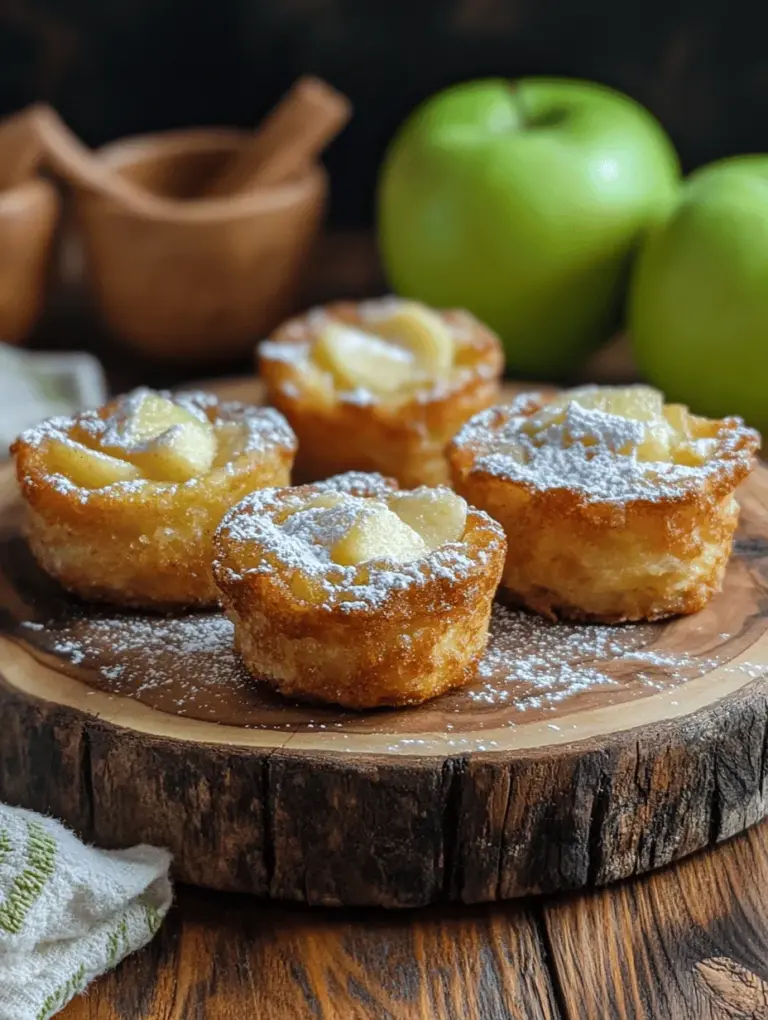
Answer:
[73,128,327,362]
[0,178,59,344]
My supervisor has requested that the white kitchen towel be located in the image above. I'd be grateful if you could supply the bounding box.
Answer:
[0,344,107,457]
[0,803,172,1020]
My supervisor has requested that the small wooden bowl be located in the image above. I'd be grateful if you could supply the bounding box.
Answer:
[74,128,327,362]
[0,178,59,344]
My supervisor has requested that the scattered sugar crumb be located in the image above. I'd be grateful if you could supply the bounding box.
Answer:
[17,597,748,730]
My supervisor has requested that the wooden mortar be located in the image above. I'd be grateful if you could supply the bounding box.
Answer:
[72,128,327,362]
[0,106,58,344]
[0,179,59,344]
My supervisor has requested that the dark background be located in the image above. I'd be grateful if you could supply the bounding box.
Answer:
[1,0,767,228]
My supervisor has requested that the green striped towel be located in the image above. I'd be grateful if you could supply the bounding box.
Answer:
[0,804,171,1019]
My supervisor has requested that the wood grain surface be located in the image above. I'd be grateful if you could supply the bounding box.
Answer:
[2,392,768,907]
[57,820,768,1019]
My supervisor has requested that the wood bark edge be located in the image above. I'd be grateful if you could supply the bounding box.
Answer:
[2,658,767,907]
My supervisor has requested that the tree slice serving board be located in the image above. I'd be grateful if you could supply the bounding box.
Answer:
[1,380,767,908]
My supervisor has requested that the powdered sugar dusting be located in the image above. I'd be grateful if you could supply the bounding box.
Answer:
[81,388,294,460]
[453,389,759,504]
[214,473,502,613]
[280,498,372,565]
[471,605,719,712]
[14,388,295,498]
[313,471,396,498]
[23,613,247,714]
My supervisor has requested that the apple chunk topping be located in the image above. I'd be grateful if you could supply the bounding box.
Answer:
[519,385,717,466]
[278,485,469,577]
[329,487,468,565]
[367,302,454,377]
[121,392,206,443]
[524,385,663,437]
[331,505,428,566]
[105,392,217,482]
[53,392,220,487]
[279,492,425,568]
[311,302,455,398]
[388,487,467,549]
[46,439,142,489]
[571,385,665,422]
[126,421,217,482]
[313,323,416,395]
[661,403,719,466]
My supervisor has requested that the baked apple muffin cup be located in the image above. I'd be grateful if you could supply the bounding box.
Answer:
[12,388,297,609]
[259,297,504,488]
[449,385,761,623]
[212,471,506,709]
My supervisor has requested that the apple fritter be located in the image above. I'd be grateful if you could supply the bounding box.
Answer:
[259,298,504,488]
[449,385,761,623]
[212,472,506,709]
[12,388,297,609]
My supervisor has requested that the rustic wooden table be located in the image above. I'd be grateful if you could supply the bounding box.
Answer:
[58,821,768,1019]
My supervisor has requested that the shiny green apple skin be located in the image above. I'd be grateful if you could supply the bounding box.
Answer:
[377,78,680,377]
[630,156,768,436]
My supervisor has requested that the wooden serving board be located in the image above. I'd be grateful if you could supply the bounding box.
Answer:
[1,380,767,908]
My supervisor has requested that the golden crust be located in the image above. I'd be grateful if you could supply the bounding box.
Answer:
[12,391,297,609]
[212,473,506,709]
[449,393,761,623]
[258,299,503,487]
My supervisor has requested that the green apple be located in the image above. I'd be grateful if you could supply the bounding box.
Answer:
[377,78,680,377]
[630,156,768,435]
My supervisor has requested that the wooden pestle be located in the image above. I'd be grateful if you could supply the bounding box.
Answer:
[30,78,350,209]
[205,76,352,197]
[31,104,176,214]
